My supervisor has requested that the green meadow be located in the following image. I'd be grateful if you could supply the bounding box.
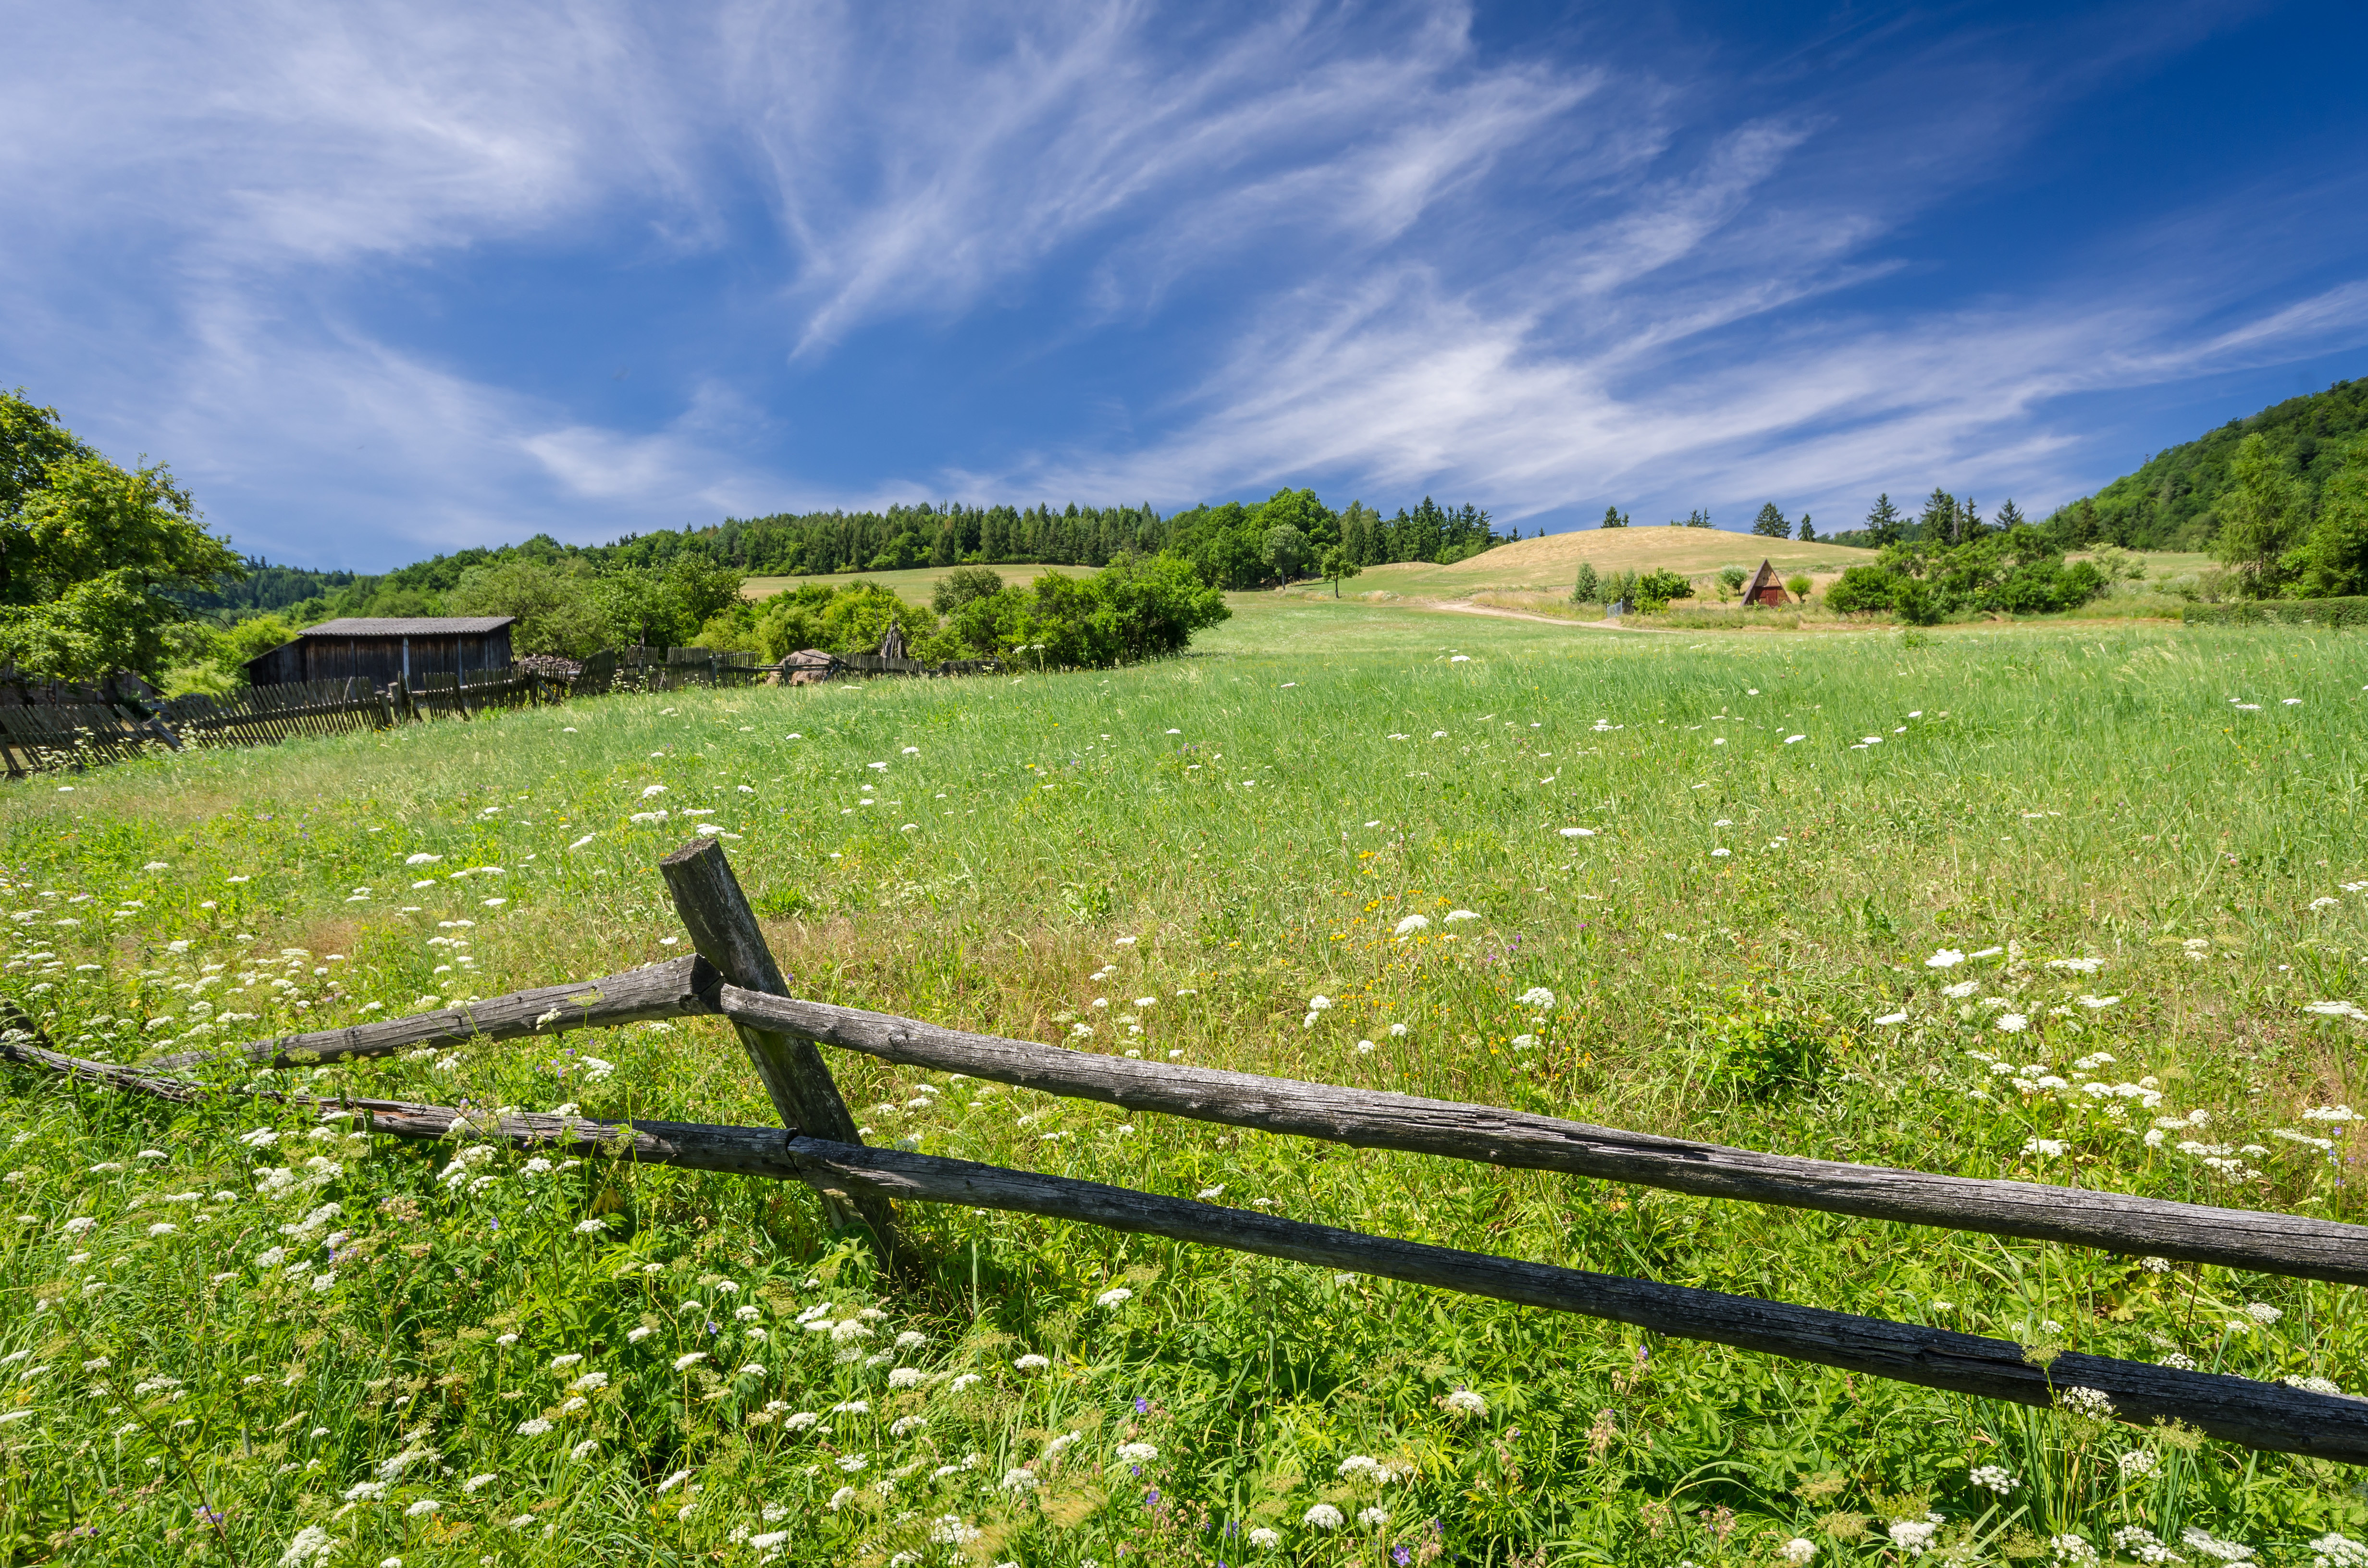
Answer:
[2,605,2365,1567]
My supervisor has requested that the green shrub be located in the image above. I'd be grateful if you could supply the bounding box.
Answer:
[2179,596,2368,627]
[1698,1001,1835,1100]
[1633,568,1693,612]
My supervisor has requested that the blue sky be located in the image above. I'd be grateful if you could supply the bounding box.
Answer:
[4,0,2365,571]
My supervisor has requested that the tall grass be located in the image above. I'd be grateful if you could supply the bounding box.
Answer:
[2,618,2365,1566]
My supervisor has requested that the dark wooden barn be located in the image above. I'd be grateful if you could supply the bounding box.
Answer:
[244,617,517,689]
[1744,560,1790,608]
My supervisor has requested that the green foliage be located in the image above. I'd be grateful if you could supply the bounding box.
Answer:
[938,553,1230,667]
[2293,435,2368,598]
[1632,567,1693,612]
[1571,561,1601,602]
[1751,502,1793,539]
[2046,378,2368,552]
[1863,492,1905,546]
[2211,433,2306,596]
[1698,1000,1834,1100]
[1598,506,1628,528]
[1317,547,1362,597]
[1716,564,1748,597]
[1784,574,1812,600]
[1823,528,2106,621]
[1260,524,1309,582]
[0,392,243,681]
[1797,515,1816,542]
[592,557,747,650]
[930,565,1006,617]
[2178,595,2368,627]
[755,581,929,660]
[444,558,614,658]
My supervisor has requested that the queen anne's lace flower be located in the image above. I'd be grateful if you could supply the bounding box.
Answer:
[1303,1504,1344,1530]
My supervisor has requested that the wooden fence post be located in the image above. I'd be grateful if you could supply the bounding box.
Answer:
[658,838,907,1263]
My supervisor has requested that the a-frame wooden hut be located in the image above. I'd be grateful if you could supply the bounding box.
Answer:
[1744,560,1790,607]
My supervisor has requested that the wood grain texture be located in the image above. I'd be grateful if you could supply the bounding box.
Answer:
[788,1137,2368,1467]
[6,1035,2357,1467]
[144,956,720,1072]
[719,985,2368,1287]
[659,838,900,1252]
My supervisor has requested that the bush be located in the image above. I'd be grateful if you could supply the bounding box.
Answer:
[1825,565,1899,613]
[2179,597,2368,628]
[1633,568,1694,612]
[755,581,932,661]
[1571,562,1600,602]
[939,553,1228,668]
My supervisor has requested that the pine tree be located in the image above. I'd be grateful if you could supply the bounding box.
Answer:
[1920,489,1958,546]
[1751,502,1791,538]
[1599,505,1627,529]
[1864,493,1904,545]
[1994,499,2024,533]
[1798,514,1816,541]
[1572,561,1600,602]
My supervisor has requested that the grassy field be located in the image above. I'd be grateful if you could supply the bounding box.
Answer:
[3,608,2366,1567]
[742,538,2210,624]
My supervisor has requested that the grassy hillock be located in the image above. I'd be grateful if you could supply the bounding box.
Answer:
[2,608,2365,1565]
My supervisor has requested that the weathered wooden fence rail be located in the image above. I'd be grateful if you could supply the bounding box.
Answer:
[7,837,2365,1465]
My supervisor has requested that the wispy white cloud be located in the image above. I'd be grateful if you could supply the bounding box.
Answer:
[0,0,2355,567]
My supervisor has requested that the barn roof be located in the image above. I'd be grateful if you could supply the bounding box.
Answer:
[294,617,516,637]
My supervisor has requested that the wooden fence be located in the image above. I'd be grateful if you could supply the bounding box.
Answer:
[6,839,2367,1465]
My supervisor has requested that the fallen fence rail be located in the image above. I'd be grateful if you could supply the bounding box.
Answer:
[8,836,2364,1467]
[4,1029,2366,1466]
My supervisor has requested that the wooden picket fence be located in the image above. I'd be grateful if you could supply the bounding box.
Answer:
[5,838,2366,1466]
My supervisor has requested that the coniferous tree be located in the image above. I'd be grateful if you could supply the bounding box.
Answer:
[1798,514,1816,541]
[1920,488,1959,546]
[1751,502,1791,538]
[1994,499,2025,533]
[1599,505,1628,529]
[1864,493,1904,546]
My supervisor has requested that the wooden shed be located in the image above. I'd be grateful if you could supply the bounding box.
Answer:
[1744,560,1790,608]
[244,617,516,689]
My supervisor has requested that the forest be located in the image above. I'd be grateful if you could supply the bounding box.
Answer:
[186,492,1504,625]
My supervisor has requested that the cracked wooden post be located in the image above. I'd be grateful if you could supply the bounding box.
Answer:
[657,837,906,1265]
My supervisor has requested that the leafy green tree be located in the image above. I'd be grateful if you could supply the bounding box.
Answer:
[2295,435,2368,597]
[930,565,1005,616]
[1864,493,1904,545]
[1716,564,1748,598]
[1571,561,1600,602]
[1598,506,1628,529]
[0,392,243,681]
[2212,433,2304,596]
[445,558,611,658]
[937,553,1227,666]
[1751,502,1791,539]
[1261,524,1309,584]
[1784,574,1812,601]
[1317,546,1362,598]
[592,556,746,648]
[1254,488,1337,553]
[755,581,930,661]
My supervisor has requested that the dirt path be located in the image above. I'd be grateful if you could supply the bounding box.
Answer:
[1418,600,1673,633]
